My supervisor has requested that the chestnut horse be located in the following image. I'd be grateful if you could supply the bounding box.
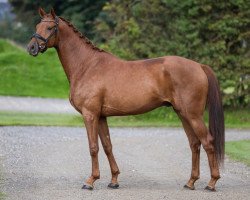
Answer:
[27,8,225,191]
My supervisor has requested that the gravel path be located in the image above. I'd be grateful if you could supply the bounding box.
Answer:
[0,96,77,114]
[0,127,249,200]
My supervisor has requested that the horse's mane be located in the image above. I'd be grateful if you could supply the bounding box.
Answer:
[59,17,104,52]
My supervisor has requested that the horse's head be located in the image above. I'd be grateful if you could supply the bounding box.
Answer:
[27,8,59,56]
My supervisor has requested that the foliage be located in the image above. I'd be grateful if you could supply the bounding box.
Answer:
[7,0,108,43]
[226,140,250,166]
[0,39,68,98]
[95,0,250,108]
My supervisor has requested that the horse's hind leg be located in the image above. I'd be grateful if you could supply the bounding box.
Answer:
[182,114,220,191]
[98,117,120,189]
[177,113,201,190]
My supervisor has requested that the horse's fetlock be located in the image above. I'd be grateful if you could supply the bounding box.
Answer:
[191,175,200,181]
[93,174,100,180]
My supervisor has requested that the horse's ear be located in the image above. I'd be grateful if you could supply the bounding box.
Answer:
[50,8,56,18]
[38,7,46,18]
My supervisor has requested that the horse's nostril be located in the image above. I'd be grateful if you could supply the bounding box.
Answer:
[27,42,39,56]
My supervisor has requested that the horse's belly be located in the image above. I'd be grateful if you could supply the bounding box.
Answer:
[101,95,163,116]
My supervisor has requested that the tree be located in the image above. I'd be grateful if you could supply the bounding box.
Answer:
[8,0,108,41]
[95,0,250,107]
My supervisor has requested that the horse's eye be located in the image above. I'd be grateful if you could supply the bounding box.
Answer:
[47,27,52,31]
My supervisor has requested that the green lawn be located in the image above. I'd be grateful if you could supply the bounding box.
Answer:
[226,140,250,166]
[0,39,68,98]
[0,108,249,128]
[0,107,181,127]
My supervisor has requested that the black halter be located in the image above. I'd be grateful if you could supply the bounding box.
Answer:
[31,16,59,53]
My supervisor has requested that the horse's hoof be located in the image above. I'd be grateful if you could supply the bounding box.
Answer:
[183,184,195,190]
[205,185,216,192]
[108,183,119,189]
[82,184,93,190]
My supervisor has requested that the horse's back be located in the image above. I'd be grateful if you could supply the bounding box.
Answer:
[128,55,208,96]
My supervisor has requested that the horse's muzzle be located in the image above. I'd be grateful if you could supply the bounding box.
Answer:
[27,42,39,57]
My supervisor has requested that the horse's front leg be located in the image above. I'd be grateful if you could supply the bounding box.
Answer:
[98,117,120,189]
[82,109,100,190]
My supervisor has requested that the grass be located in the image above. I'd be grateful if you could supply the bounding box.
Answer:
[223,109,250,129]
[0,39,69,98]
[0,108,249,128]
[226,140,250,166]
[0,111,83,127]
[0,107,181,127]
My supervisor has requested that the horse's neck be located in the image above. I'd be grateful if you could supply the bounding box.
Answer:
[55,23,104,83]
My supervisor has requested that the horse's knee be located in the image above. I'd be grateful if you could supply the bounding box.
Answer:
[103,145,112,155]
[89,145,99,156]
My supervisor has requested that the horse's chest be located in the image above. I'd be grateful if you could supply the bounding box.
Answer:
[69,93,82,113]
[69,87,88,113]
[69,85,101,113]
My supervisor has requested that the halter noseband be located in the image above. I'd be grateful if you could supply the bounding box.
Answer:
[31,16,59,53]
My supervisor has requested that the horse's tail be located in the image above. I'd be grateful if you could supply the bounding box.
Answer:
[201,65,225,165]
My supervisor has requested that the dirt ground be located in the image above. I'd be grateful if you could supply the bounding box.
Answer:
[0,127,249,200]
